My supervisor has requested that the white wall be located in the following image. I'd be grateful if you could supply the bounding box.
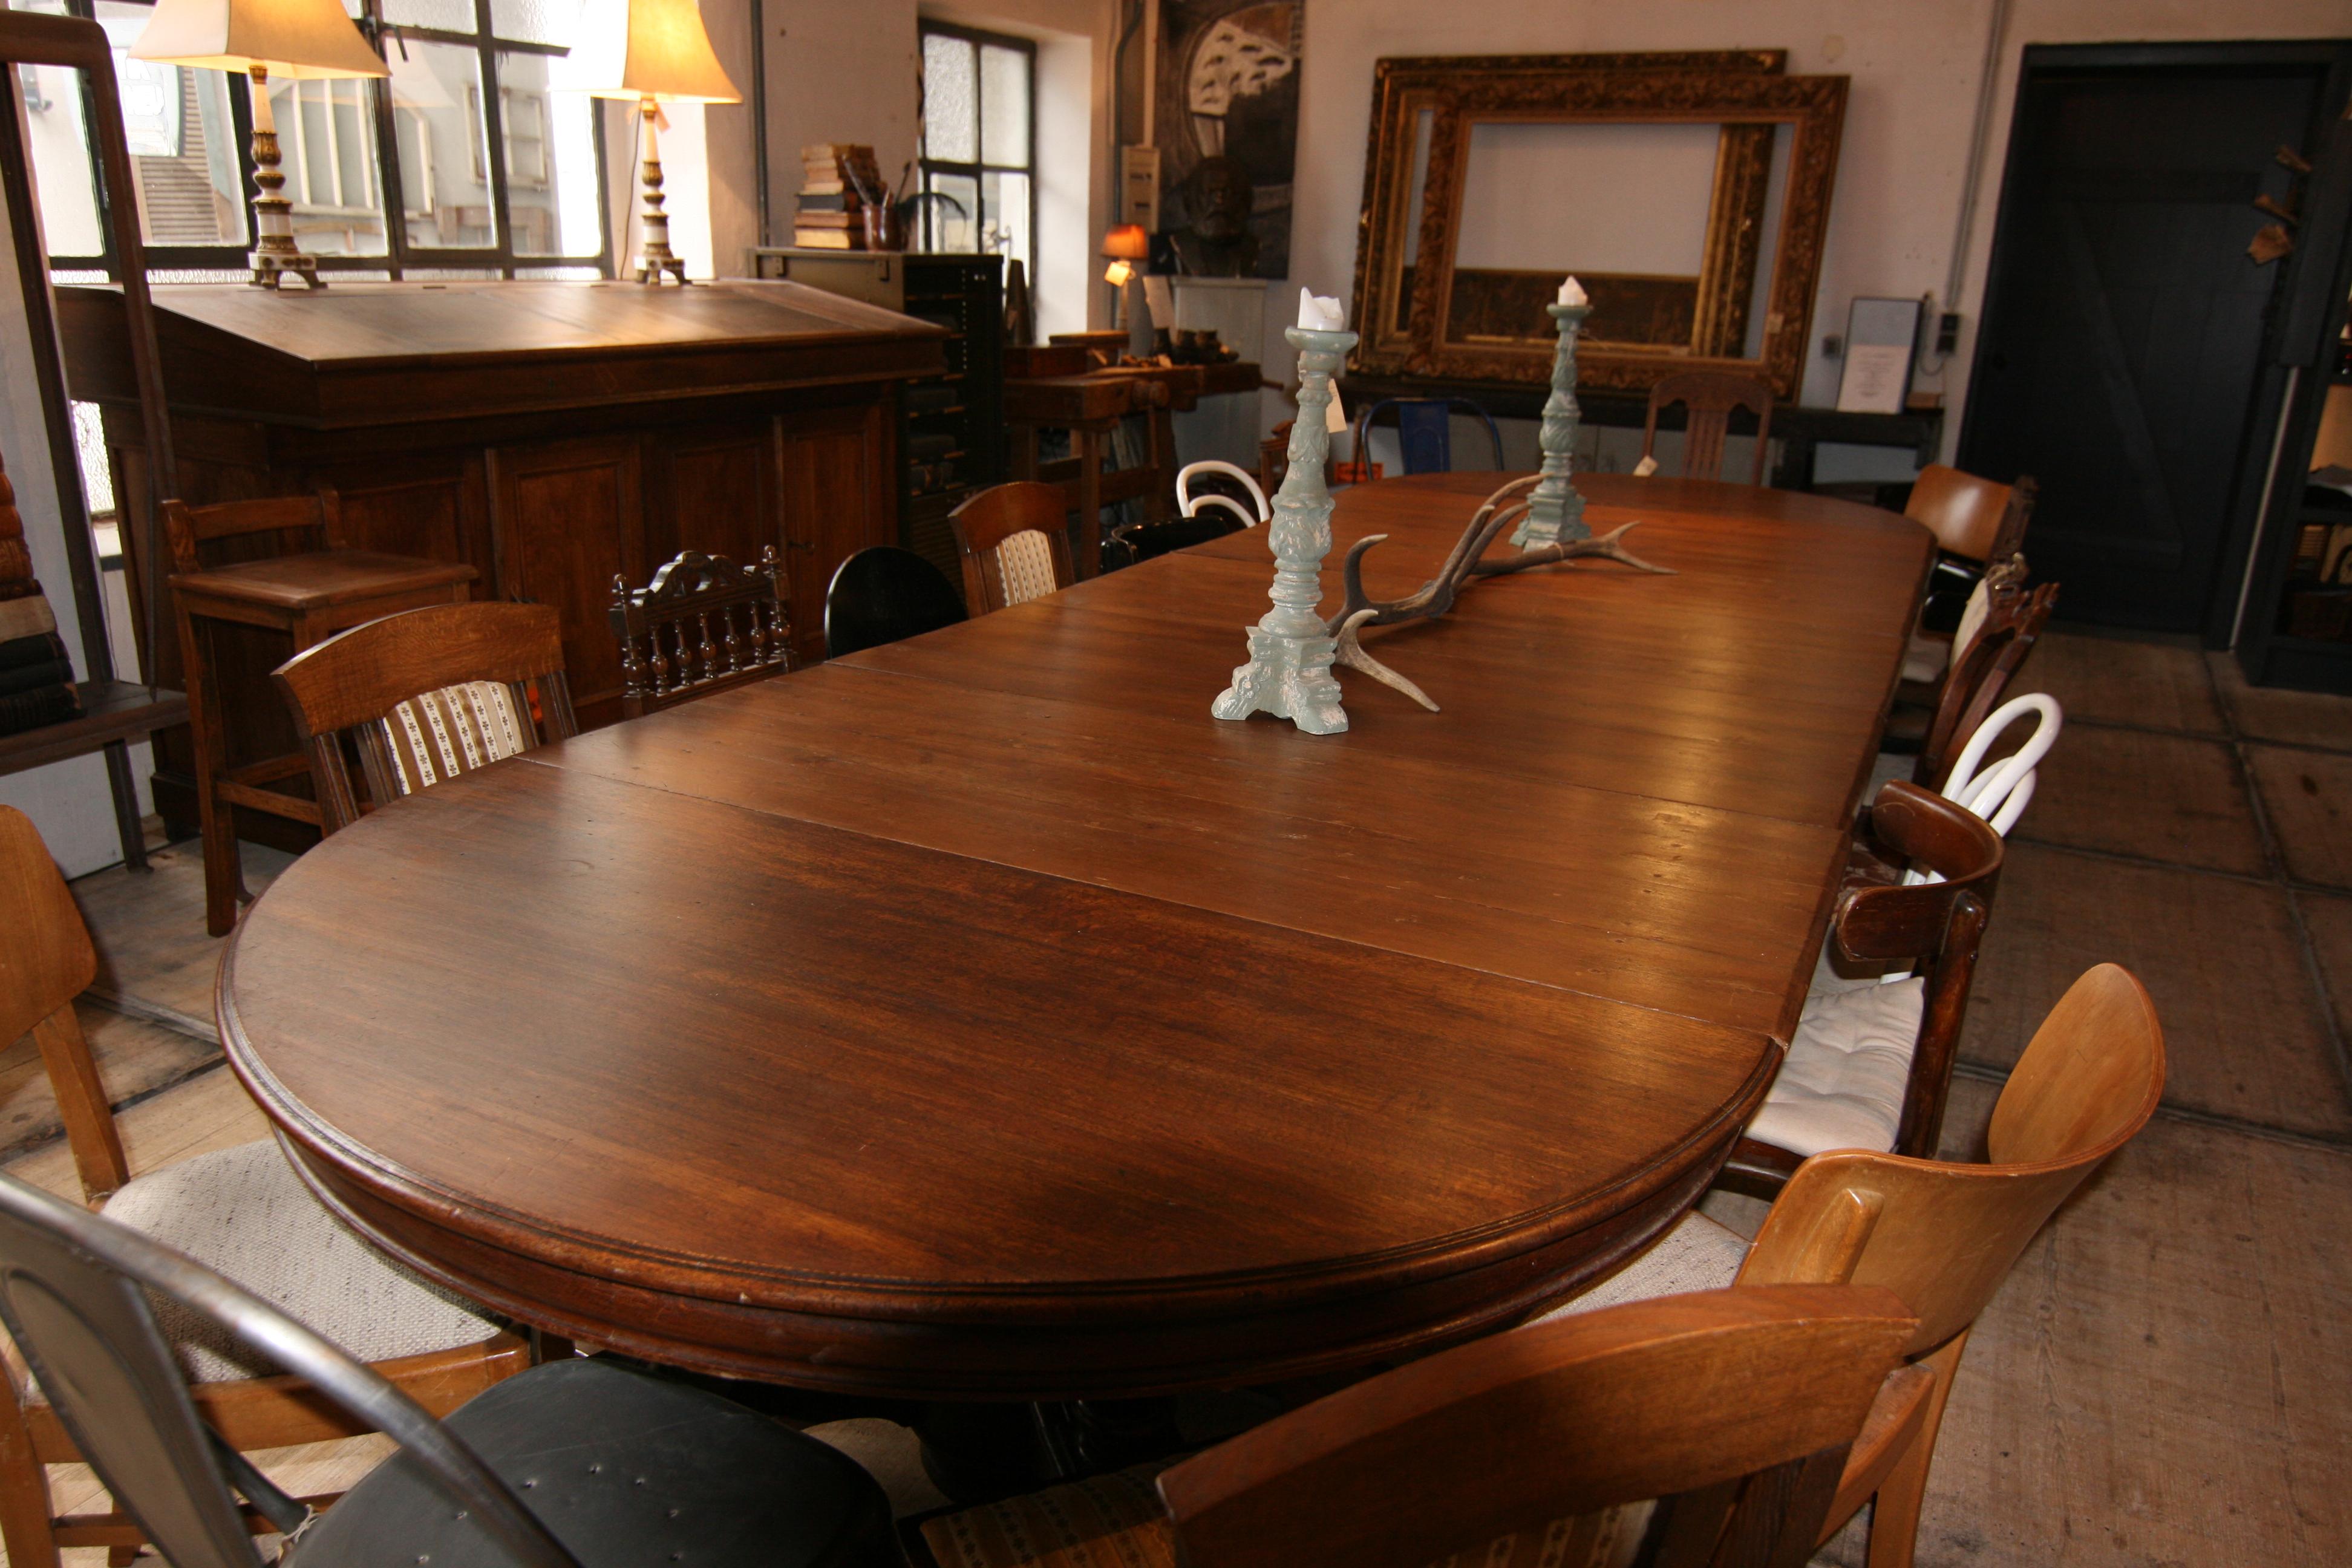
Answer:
[1283,0,2352,456]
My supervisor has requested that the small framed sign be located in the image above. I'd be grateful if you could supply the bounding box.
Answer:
[1837,296,1923,415]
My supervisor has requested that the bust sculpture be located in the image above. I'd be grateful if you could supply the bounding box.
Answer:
[1169,155,1261,278]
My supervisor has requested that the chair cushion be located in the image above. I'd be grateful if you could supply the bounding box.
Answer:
[379,680,530,797]
[1527,1213,1749,1325]
[996,529,1061,606]
[1745,976,1927,1159]
[1901,633,1949,685]
[99,1140,494,1385]
[292,1357,898,1567]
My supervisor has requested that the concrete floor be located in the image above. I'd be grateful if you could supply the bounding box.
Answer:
[9,630,2351,1565]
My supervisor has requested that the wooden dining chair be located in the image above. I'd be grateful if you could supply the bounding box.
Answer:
[823,546,970,658]
[1640,371,1775,485]
[1909,581,2060,794]
[0,1168,900,1568]
[273,601,577,834]
[1540,963,2164,1568]
[162,490,477,933]
[920,1285,1916,1568]
[1728,780,2005,1190]
[609,548,791,719]
[949,481,1076,614]
[1905,465,2035,565]
[0,803,526,1568]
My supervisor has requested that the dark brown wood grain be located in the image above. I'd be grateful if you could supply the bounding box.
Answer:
[220,471,1934,1399]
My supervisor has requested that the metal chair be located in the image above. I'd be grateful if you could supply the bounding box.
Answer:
[823,546,969,658]
[1350,397,1505,475]
[0,1169,898,1568]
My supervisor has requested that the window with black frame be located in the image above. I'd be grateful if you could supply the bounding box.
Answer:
[916,21,1031,283]
[11,0,611,279]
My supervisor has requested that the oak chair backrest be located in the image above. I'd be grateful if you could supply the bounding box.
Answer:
[1641,371,1775,486]
[1158,1285,1916,1568]
[1904,466,2036,564]
[950,482,1076,613]
[0,806,126,1205]
[273,602,577,834]
[1740,963,2164,1358]
[609,549,791,720]
[1918,578,2060,792]
[159,491,344,578]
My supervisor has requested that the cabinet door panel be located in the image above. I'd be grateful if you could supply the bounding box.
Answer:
[493,436,643,726]
[776,408,890,665]
[332,463,488,585]
[654,427,774,572]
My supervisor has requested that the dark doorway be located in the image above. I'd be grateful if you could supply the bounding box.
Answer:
[1960,43,2350,636]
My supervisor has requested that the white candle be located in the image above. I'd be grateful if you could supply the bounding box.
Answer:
[1557,276,1588,308]
[1296,288,1347,331]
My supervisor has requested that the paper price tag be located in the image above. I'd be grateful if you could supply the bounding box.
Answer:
[1326,388,1348,435]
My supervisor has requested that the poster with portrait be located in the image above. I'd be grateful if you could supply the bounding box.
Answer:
[1155,1,1302,279]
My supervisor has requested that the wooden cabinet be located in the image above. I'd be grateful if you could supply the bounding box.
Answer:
[60,279,941,838]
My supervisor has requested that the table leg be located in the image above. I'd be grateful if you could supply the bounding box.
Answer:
[1144,404,1178,524]
[1074,429,1103,580]
[176,607,240,938]
[102,739,148,872]
[1011,425,1040,482]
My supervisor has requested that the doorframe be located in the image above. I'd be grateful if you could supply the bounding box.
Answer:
[1956,39,2352,647]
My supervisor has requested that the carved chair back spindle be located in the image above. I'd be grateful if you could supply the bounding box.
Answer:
[1641,372,1775,486]
[273,603,577,834]
[950,482,1077,614]
[610,549,791,720]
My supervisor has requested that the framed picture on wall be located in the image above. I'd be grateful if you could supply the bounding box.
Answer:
[1836,296,1922,414]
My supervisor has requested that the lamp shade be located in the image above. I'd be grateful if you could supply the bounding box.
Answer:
[1102,224,1149,261]
[558,0,740,104]
[129,0,387,79]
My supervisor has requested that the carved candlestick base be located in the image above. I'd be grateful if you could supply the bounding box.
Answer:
[1213,324,1357,734]
[1513,301,1589,546]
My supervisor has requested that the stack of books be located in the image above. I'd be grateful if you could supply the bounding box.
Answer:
[0,462,80,738]
[794,143,884,250]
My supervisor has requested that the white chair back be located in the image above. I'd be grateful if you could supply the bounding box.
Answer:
[1176,460,1269,529]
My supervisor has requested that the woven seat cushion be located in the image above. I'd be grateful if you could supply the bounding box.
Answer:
[996,531,1061,606]
[920,1460,1648,1568]
[1745,976,1927,1159]
[1527,1212,1749,1325]
[96,1140,495,1384]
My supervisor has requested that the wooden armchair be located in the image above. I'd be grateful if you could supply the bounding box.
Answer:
[610,548,791,719]
[923,1285,1915,1568]
[949,482,1076,614]
[0,804,525,1568]
[1910,579,2060,791]
[272,601,577,834]
[1641,371,1775,485]
[1541,963,2164,1568]
[1731,780,2005,1187]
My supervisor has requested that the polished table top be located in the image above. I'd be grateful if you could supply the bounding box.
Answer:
[221,472,1932,1399]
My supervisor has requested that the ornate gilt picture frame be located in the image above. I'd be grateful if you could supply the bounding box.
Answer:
[1348,53,1847,399]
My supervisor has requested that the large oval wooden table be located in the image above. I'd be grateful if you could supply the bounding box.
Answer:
[221,472,1932,1402]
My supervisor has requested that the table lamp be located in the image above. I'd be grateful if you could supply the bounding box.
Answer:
[565,0,739,285]
[1102,223,1150,345]
[129,0,388,290]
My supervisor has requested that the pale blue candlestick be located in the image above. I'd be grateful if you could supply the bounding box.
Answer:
[1512,301,1590,547]
[1212,324,1357,734]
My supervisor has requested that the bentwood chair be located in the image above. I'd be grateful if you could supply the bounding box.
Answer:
[0,1168,900,1568]
[949,482,1076,613]
[609,549,791,719]
[823,546,969,658]
[920,1286,1915,1568]
[1640,372,1775,486]
[1107,461,1268,568]
[0,804,523,1568]
[1903,581,2060,790]
[1351,397,1506,477]
[1728,780,2005,1189]
[162,491,477,934]
[1542,963,2164,1568]
[272,602,577,834]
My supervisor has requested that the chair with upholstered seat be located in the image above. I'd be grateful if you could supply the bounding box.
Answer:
[921,1285,1915,1568]
[0,1167,899,1568]
[273,601,577,834]
[0,804,524,1568]
[950,482,1077,613]
[609,548,791,719]
[823,546,970,658]
[1538,962,2164,1568]
[1726,780,2004,1192]
[1640,371,1775,485]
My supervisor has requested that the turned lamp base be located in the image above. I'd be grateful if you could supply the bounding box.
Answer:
[633,97,690,286]
[243,65,327,290]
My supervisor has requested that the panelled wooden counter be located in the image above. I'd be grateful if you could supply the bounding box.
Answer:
[59,279,945,837]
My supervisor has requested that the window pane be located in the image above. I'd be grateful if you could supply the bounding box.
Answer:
[979,44,1027,166]
[921,33,976,163]
[94,4,252,248]
[273,75,388,255]
[921,168,976,253]
[491,0,582,47]
[389,39,495,247]
[982,169,1029,278]
[383,0,478,32]
[497,51,600,255]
